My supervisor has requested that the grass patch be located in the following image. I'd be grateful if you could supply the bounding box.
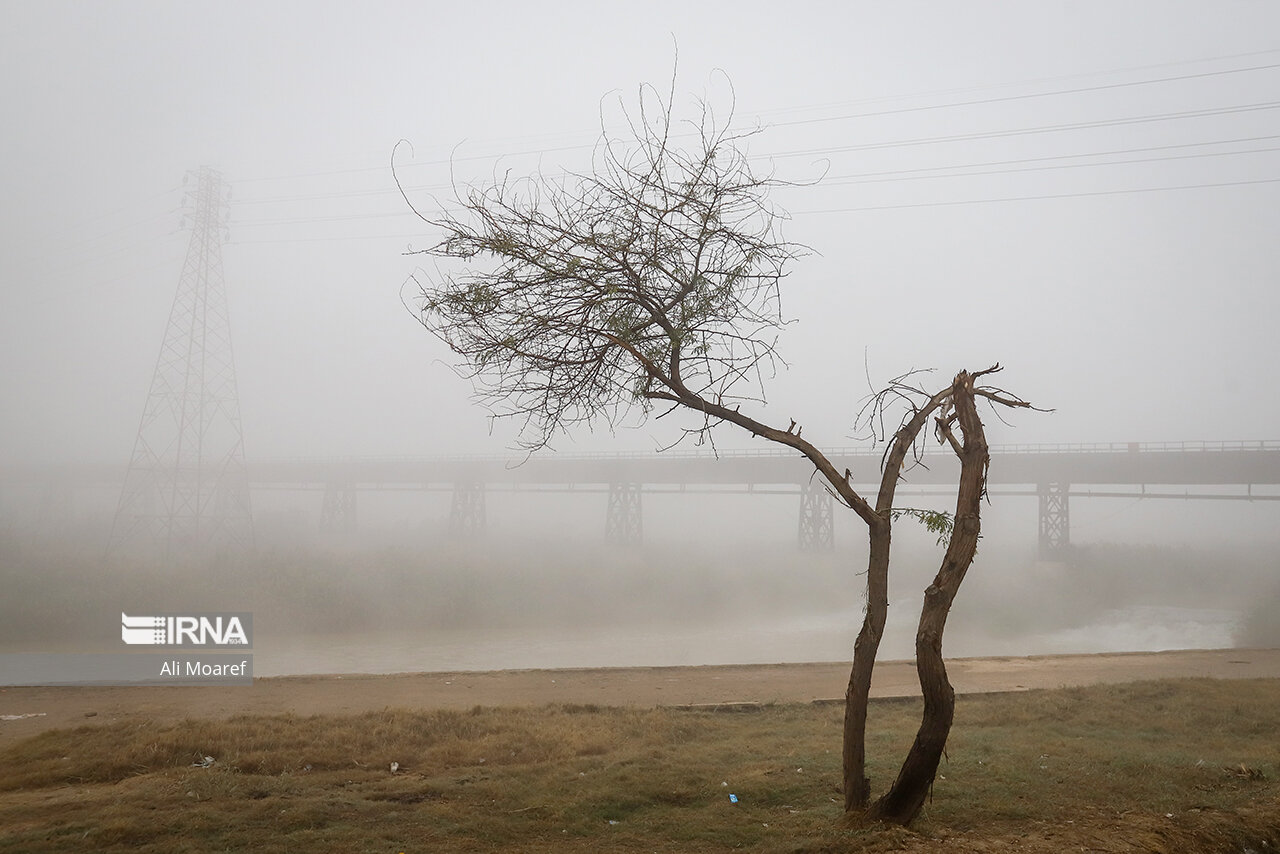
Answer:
[1,679,1278,852]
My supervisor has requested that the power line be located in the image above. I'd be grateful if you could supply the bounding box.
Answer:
[793,175,1280,215]
[228,135,1280,226]
[34,53,1280,262]
[230,111,1280,216]
[763,61,1280,131]
[231,51,1280,187]
[814,134,1280,183]
[767,101,1280,160]
[225,175,1280,245]
[814,142,1280,189]
[749,47,1280,120]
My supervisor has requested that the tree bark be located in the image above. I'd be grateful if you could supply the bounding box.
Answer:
[842,384,955,812]
[869,370,990,825]
[843,517,889,810]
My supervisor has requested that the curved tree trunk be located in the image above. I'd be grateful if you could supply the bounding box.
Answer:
[869,370,990,825]
[842,383,957,812]
[868,519,971,823]
[843,521,890,810]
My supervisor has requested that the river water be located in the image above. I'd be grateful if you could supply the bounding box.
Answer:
[253,603,1243,677]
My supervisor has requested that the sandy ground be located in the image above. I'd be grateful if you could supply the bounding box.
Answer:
[1,648,1277,745]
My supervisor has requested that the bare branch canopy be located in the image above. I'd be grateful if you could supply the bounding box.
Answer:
[403,87,806,456]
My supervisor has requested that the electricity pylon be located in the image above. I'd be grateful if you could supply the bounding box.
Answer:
[109,167,252,559]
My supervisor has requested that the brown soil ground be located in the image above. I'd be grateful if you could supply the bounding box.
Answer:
[2,648,1276,746]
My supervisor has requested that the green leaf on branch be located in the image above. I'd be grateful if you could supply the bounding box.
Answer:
[890,508,955,546]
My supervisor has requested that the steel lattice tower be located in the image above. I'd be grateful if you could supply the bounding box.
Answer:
[1037,481,1070,559]
[797,479,834,551]
[605,481,643,546]
[109,167,252,558]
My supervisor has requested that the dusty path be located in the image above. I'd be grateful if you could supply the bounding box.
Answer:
[1,648,1276,745]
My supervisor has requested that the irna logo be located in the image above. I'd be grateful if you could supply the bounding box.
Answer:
[121,613,252,648]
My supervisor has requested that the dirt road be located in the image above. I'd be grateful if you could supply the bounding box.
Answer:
[2,648,1276,745]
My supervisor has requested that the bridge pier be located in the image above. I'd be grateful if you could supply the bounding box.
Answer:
[1038,482,1070,558]
[450,480,487,536]
[319,482,357,535]
[606,481,643,545]
[798,480,834,551]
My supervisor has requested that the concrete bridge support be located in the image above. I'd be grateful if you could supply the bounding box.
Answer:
[450,480,487,536]
[606,481,643,545]
[798,480,834,551]
[1038,481,1070,558]
[319,482,357,535]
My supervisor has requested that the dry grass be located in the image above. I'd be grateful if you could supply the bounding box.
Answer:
[1,678,1277,852]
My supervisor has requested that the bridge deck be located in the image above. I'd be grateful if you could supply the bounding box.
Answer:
[5,442,1280,488]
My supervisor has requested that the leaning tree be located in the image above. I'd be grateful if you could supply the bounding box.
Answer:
[399,82,1035,825]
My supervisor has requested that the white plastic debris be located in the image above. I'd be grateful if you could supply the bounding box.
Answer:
[192,756,215,768]
[0,713,48,721]
[390,762,400,773]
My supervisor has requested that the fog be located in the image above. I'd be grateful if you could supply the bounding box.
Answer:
[2,2,1278,673]
[3,476,1278,673]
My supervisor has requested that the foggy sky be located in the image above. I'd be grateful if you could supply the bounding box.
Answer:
[3,1,1278,466]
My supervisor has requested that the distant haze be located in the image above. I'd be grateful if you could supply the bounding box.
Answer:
[2,2,1279,465]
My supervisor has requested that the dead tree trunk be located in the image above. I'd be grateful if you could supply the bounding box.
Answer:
[843,383,956,811]
[869,370,991,824]
[843,518,889,810]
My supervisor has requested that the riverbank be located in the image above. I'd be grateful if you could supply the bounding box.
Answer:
[2,647,1276,745]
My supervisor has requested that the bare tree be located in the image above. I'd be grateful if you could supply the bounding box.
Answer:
[399,82,1035,825]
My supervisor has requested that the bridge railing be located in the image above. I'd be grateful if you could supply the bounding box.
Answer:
[247,439,1280,468]
[988,439,1280,454]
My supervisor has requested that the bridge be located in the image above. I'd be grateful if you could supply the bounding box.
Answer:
[5,440,1279,557]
